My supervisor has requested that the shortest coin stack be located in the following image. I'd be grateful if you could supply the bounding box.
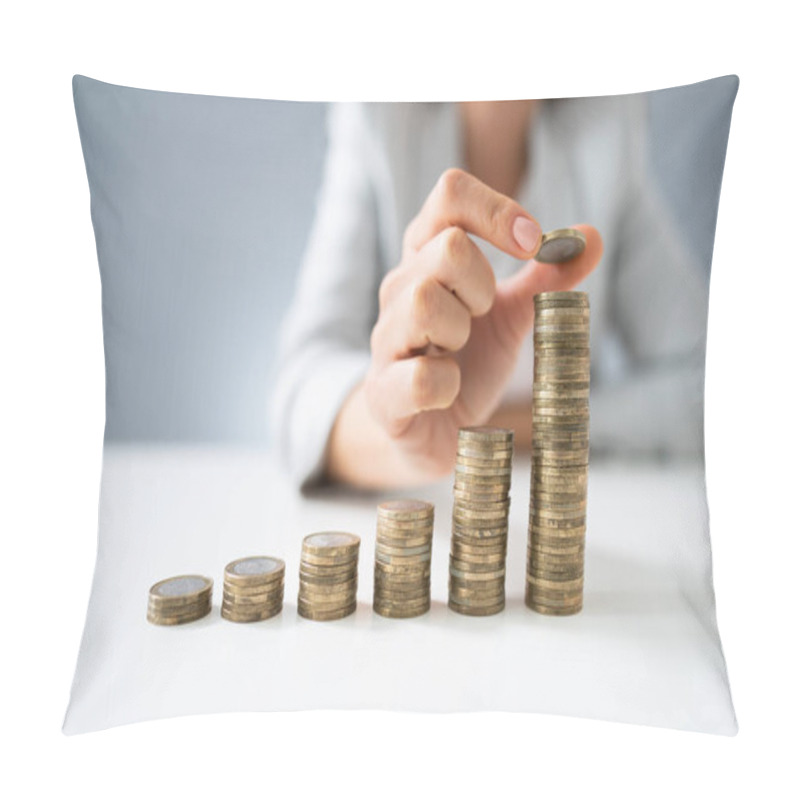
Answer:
[147,575,213,625]
[449,426,514,617]
[298,532,361,621]
[374,499,434,618]
[221,556,285,622]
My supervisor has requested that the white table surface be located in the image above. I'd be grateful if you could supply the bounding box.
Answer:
[64,446,737,735]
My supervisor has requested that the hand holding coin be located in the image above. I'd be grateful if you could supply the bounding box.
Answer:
[329,168,603,487]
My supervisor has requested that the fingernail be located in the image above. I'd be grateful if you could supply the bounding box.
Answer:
[512,216,541,253]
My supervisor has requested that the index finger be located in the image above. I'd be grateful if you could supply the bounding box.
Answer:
[403,168,542,259]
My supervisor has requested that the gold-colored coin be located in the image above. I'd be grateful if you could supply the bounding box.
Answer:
[448,599,505,616]
[535,290,589,306]
[147,603,211,626]
[454,463,512,478]
[373,604,430,619]
[298,603,357,621]
[376,519,434,533]
[223,580,285,597]
[534,229,587,263]
[297,592,357,609]
[376,536,432,551]
[458,426,514,443]
[224,556,285,585]
[377,499,434,521]
[374,541,431,557]
[457,446,514,460]
[222,589,283,606]
[149,575,213,603]
[301,532,360,557]
[525,600,582,616]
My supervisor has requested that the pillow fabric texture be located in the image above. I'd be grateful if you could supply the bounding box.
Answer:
[64,75,738,735]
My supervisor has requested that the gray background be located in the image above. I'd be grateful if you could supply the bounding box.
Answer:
[73,75,735,444]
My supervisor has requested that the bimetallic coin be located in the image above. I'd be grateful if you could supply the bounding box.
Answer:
[457,426,514,443]
[377,518,434,532]
[535,290,590,306]
[457,446,514,460]
[149,575,213,601]
[377,499,434,521]
[535,229,587,263]
[298,602,357,621]
[147,604,212,626]
[224,556,285,583]
[448,598,505,616]
[374,604,430,619]
[525,599,582,616]
[376,535,432,550]
[302,532,360,555]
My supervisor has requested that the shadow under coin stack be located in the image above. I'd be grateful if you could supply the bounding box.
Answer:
[449,426,514,616]
[527,291,590,615]
[373,499,434,618]
[298,532,360,621]
[221,556,285,622]
[147,575,213,625]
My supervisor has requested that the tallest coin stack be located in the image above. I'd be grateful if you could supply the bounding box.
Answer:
[526,291,590,616]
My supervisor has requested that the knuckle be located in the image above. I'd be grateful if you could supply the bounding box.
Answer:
[436,167,467,203]
[444,358,461,398]
[485,195,507,235]
[411,278,436,327]
[453,310,472,350]
[440,226,468,262]
[411,358,434,410]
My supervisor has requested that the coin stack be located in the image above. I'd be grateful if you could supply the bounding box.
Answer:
[298,532,360,621]
[527,291,590,616]
[373,499,434,618]
[449,426,514,616]
[221,556,285,622]
[147,575,213,626]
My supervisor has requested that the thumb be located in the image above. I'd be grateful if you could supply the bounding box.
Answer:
[494,224,603,344]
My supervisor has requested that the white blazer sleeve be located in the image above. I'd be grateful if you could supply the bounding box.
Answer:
[270,103,383,487]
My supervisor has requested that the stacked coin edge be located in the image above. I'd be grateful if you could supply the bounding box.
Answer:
[298,532,361,621]
[374,499,434,618]
[147,574,213,625]
[527,291,589,615]
[449,426,513,616]
[221,556,285,622]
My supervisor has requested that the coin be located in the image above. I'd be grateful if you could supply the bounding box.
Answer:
[302,532,360,556]
[457,446,514,460]
[149,575,212,602]
[374,604,430,619]
[458,426,514,442]
[376,534,432,550]
[535,290,590,306]
[147,575,214,625]
[146,606,212,626]
[448,425,514,615]
[527,290,589,616]
[377,499,434,521]
[534,229,587,263]
[373,497,434,617]
[298,603,357,621]
[447,599,505,616]
[298,532,359,621]
[377,519,434,533]
[224,556,284,584]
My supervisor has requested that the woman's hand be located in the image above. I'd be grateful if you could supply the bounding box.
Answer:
[328,168,603,488]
